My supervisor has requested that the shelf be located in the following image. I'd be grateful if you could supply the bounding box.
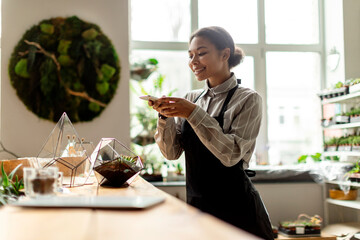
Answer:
[326,180,360,187]
[326,198,360,209]
[323,151,360,157]
[322,91,360,104]
[324,122,360,129]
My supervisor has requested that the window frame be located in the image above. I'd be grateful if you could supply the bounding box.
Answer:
[130,0,326,164]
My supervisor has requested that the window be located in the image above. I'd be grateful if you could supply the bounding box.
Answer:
[130,0,324,165]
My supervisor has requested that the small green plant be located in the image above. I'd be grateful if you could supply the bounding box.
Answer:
[176,163,183,175]
[297,153,322,163]
[324,156,340,161]
[347,162,360,175]
[117,154,138,164]
[0,162,24,206]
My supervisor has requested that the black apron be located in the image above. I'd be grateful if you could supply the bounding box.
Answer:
[180,86,274,240]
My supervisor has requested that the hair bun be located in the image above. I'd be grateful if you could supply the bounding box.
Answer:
[229,47,245,69]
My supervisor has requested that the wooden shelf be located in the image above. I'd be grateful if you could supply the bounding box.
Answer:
[324,122,360,129]
[322,91,360,104]
[326,198,360,209]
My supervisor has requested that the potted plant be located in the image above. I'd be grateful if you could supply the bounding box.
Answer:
[352,136,360,152]
[324,137,338,152]
[335,113,350,124]
[346,161,360,183]
[338,136,352,151]
[349,108,360,123]
[94,154,143,187]
[0,163,24,206]
[349,78,360,93]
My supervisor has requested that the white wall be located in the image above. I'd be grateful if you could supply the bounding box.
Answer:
[255,183,324,226]
[343,0,360,79]
[1,0,130,158]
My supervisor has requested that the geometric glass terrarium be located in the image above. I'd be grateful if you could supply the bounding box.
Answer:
[90,138,143,187]
[36,112,91,187]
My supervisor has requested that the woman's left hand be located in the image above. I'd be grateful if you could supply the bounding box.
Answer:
[152,97,196,119]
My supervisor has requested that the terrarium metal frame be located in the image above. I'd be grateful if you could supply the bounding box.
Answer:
[36,112,91,187]
[90,138,143,187]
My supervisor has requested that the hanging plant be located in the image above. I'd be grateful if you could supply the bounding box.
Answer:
[8,16,121,122]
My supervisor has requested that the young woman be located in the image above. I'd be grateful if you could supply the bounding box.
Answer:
[149,26,273,239]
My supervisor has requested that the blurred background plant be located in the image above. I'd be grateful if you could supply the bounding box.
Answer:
[0,163,24,206]
[130,58,179,179]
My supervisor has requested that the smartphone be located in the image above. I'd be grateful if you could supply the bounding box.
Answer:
[139,95,159,101]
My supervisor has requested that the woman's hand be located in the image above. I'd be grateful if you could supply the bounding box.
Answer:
[149,97,196,119]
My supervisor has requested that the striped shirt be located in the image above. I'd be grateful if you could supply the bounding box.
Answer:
[154,73,262,169]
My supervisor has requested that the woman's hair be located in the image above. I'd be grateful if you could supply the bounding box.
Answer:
[189,26,244,69]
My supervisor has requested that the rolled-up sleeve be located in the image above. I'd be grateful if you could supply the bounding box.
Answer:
[154,116,184,160]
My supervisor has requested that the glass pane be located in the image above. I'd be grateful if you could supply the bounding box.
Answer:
[266,52,321,165]
[198,0,258,44]
[130,50,191,99]
[131,0,191,42]
[265,0,319,44]
[232,56,254,90]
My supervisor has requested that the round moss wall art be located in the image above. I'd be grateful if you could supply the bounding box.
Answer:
[8,16,121,122]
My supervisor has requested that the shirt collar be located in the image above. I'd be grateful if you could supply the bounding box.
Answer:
[204,73,238,97]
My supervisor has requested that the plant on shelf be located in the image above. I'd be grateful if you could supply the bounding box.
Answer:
[338,136,353,151]
[324,137,338,152]
[345,161,360,183]
[297,153,322,164]
[0,163,24,206]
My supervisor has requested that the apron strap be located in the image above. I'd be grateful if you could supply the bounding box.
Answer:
[218,85,238,118]
[194,90,205,103]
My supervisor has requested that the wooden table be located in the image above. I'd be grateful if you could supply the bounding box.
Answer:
[0,177,261,240]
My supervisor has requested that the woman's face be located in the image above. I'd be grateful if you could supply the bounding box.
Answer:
[188,36,228,82]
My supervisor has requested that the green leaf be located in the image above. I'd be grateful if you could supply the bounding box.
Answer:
[297,155,308,163]
[14,59,30,78]
[57,40,72,54]
[100,64,116,81]
[1,163,9,188]
[8,164,22,181]
[58,55,74,67]
[82,28,98,40]
[88,102,101,112]
[167,88,178,97]
[96,82,109,95]
[148,58,158,65]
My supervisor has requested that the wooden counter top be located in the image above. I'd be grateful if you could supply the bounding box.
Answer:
[0,177,260,240]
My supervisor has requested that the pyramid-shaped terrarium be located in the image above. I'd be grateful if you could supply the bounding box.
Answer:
[90,138,143,187]
[37,112,91,187]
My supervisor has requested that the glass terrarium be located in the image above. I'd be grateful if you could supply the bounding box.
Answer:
[278,214,322,237]
[90,138,143,187]
[36,112,91,187]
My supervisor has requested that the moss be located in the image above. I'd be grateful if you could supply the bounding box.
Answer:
[14,59,30,78]
[8,16,120,123]
[40,23,54,34]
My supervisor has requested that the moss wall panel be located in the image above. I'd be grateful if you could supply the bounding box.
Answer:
[1,0,130,158]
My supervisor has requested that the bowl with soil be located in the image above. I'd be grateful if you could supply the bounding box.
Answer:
[91,138,143,187]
